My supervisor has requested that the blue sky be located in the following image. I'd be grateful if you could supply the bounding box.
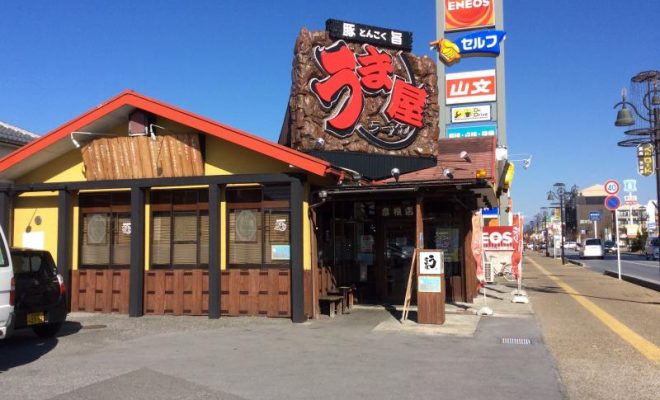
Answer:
[1,0,659,220]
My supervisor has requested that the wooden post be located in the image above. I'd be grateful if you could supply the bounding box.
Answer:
[415,196,446,324]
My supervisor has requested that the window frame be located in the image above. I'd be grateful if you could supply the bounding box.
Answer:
[226,186,291,269]
[150,189,209,270]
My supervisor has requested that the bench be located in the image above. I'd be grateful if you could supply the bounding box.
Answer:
[327,286,354,314]
[319,295,344,317]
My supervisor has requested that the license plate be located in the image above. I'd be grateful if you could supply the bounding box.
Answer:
[27,312,45,326]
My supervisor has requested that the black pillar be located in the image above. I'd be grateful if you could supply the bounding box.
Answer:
[129,187,146,317]
[57,190,73,303]
[290,177,306,323]
[0,191,11,245]
[208,184,221,319]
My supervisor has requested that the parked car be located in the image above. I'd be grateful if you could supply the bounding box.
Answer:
[564,241,577,250]
[603,240,618,254]
[644,237,659,260]
[10,248,67,338]
[580,238,604,259]
[0,227,13,339]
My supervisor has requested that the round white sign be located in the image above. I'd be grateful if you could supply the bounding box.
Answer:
[604,180,620,195]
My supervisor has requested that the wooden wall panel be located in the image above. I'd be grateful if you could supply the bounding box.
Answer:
[144,270,209,316]
[71,270,129,313]
[81,134,203,181]
[220,268,291,318]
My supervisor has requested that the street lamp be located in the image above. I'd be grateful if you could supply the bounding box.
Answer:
[614,70,660,273]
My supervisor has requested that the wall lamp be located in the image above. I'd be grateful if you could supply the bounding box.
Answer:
[443,168,454,179]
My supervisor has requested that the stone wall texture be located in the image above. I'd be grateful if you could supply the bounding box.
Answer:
[287,28,439,157]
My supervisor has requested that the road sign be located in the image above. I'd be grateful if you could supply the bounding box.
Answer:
[589,211,601,221]
[623,179,637,192]
[624,195,638,206]
[604,180,620,195]
[604,195,621,211]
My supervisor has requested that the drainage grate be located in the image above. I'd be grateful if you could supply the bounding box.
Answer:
[501,337,533,345]
[81,324,107,330]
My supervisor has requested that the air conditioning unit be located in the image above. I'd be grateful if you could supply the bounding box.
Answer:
[484,261,495,283]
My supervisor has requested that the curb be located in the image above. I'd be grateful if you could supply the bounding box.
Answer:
[567,259,583,267]
[603,270,660,291]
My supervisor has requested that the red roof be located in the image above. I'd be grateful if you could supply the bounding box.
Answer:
[0,90,335,177]
[378,136,497,184]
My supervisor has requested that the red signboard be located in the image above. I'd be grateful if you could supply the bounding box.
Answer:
[445,0,495,32]
[482,226,514,250]
[446,70,496,105]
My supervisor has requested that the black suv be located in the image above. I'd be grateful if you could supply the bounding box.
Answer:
[10,248,67,338]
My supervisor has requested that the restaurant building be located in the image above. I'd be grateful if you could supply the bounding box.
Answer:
[0,22,500,322]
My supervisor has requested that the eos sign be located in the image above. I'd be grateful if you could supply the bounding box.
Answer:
[445,0,495,32]
[483,226,514,250]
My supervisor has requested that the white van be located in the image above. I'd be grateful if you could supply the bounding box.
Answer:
[0,226,14,339]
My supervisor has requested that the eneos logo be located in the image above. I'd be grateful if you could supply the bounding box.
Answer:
[482,226,514,249]
[445,0,495,32]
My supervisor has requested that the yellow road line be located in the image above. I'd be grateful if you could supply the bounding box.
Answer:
[527,257,660,363]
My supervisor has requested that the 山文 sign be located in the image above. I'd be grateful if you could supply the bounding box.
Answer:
[482,226,514,250]
[447,124,496,138]
[445,0,495,32]
[446,70,496,105]
[450,104,491,123]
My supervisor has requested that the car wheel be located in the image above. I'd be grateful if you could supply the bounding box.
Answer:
[599,256,604,260]
[32,322,62,338]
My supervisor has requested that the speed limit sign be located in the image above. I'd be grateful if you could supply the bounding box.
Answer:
[604,180,620,195]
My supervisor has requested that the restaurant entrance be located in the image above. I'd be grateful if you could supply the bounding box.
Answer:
[316,199,417,305]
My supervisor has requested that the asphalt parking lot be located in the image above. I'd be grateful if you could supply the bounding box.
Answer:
[0,293,563,400]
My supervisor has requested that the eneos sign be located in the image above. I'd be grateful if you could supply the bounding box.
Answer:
[482,226,514,250]
[445,0,495,32]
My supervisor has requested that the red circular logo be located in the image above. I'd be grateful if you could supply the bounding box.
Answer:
[445,0,494,31]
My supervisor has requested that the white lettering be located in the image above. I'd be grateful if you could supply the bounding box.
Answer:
[448,0,490,11]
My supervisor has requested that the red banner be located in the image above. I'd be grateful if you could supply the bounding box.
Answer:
[471,212,484,285]
[482,226,514,250]
[511,214,523,280]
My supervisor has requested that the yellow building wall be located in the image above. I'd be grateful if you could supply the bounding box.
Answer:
[303,183,311,271]
[12,194,60,262]
[205,136,292,175]
[16,150,86,184]
[12,132,312,272]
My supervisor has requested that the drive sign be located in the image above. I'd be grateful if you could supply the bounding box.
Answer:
[604,180,620,195]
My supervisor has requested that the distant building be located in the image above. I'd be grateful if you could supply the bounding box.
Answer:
[0,121,38,158]
[575,184,612,243]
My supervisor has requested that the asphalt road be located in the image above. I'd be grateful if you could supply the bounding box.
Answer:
[563,249,660,284]
[0,302,563,400]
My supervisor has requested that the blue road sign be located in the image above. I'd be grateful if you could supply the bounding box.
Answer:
[604,195,621,211]
[589,211,601,221]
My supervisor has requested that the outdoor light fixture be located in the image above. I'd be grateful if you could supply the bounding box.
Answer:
[391,167,401,182]
[318,190,328,200]
[443,168,454,179]
[69,131,116,149]
[148,123,165,141]
[314,137,326,150]
[460,151,471,162]
[475,168,487,179]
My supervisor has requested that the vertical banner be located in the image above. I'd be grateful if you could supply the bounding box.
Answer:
[511,214,523,279]
[471,211,484,285]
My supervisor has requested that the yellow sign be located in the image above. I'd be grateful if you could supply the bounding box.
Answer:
[637,143,654,177]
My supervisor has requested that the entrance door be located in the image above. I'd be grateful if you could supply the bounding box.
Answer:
[383,222,416,303]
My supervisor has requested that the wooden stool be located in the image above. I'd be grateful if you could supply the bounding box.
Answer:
[319,295,344,317]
